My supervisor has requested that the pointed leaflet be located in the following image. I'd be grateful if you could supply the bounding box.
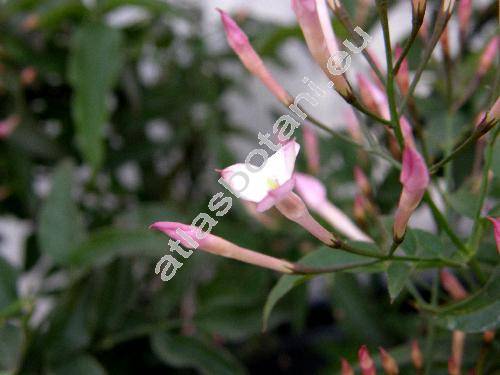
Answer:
[68,23,123,170]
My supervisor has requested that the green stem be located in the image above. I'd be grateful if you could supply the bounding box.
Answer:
[399,4,452,114]
[333,5,385,85]
[468,126,499,253]
[292,259,381,275]
[423,269,440,375]
[331,240,462,267]
[393,19,422,75]
[376,0,404,149]
[429,124,497,174]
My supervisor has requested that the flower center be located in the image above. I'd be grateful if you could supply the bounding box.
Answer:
[266,178,279,190]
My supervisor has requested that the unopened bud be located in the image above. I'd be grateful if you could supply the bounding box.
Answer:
[354,166,372,196]
[440,269,468,300]
[411,340,423,370]
[477,37,498,78]
[379,347,399,374]
[483,330,495,343]
[341,358,354,375]
[358,345,376,375]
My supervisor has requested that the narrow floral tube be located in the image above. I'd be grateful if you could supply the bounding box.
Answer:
[292,0,353,99]
[358,345,376,375]
[487,217,500,254]
[295,172,372,242]
[393,145,429,241]
[451,330,465,375]
[150,222,294,273]
[218,9,293,106]
[303,122,320,174]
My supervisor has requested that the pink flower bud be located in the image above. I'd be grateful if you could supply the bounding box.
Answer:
[458,0,472,37]
[218,9,292,106]
[292,0,353,99]
[341,358,354,375]
[20,67,37,86]
[357,73,388,118]
[448,357,459,375]
[395,45,409,95]
[477,37,498,78]
[440,269,468,300]
[0,115,20,139]
[411,340,423,370]
[358,345,376,375]
[379,347,399,375]
[451,330,465,374]
[487,217,500,254]
[354,166,372,196]
[393,145,429,241]
[295,173,371,242]
[344,108,363,144]
[303,123,320,174]
[150,221,294,273]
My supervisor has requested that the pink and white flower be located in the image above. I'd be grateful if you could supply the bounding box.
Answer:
[219,141,336,245]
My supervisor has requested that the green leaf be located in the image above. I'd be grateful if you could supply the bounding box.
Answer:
[386,262,413,302]
[413,229,445,257]
[68,228,166,267]
[38,161,85,265]
[435,267,500,332]
[262,247,379,330]
[0,323,23,373]
[68,23,123,170]
[49,355,106,375]
[446,187,479,219]
[150,332,245,375]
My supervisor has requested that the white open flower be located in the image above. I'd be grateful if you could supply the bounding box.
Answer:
[219,140,336,245]
[220,140,300,212]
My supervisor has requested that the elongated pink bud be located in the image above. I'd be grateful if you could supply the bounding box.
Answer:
[341,358,354,375]
[344,108,363,144]
[448,357,459,375]
[150,221,294,273]
[487,217,500,254]
[379,347,399,375]
[393,145,429,241]
[0,115,20,139]
[451,330,465,374]
[303,123,320,174]
[218,9,293,106]
[440,269,468,300]
[358,345,376,375]
[292,0,353,99]
[411,340,423,370]
[458,0,472,38]
[354,166,372,197]
[357,74,388,118]
[294,173,371,242]
[477,37,498,78]
[440,26,451,61]
[477,98,500,136]
[395,46,409,96]
[275,191,337,245]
